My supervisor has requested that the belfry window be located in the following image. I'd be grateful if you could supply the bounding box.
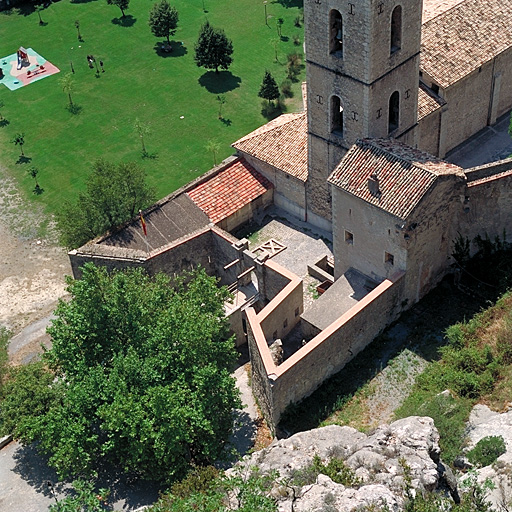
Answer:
[388,91,399,134]
[390,5,402,54]
[331,95,344,136]
[329,10,343,55]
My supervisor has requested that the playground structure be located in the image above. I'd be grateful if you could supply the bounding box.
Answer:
[17,47,29,70]
[0,48,59,91]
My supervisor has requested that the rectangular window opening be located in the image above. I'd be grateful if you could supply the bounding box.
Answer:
[345,230,354,244]
[385,252,394,265]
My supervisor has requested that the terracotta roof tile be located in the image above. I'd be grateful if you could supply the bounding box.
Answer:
[422,0,465,23]
[328,139,463,220]
[186,158,273,224]
[421,0,512,88]
[418,83,445,120]
[232,112,308,182]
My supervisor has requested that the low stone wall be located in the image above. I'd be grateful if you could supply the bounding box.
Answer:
[465,158,512,182]
[247,271,405,429]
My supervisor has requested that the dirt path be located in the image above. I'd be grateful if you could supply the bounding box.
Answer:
[0,167,71,363]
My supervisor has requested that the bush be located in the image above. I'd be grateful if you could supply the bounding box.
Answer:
[280,79,293,98]
[291,455,360,488]
[467,436,506,467]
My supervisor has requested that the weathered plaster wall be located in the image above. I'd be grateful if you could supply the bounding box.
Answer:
[331,188,407,282]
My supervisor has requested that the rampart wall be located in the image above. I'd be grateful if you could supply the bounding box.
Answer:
[247,271,405,429]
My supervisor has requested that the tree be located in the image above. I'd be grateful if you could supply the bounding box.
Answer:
[258,70,280,105]
[11,132,25,156]
[216,94,226,119]
[27,166,43,194]
[134,118,151,156]
[148,0,178,44]
[206,139,221,166]
[194,21,233,73]
[56,159,155,248]
[35,4,45,25]
[59,72,75,107]
[276,17,284,37]
[74,20,82,41]
[107,0,129,18]
[1,264,241,483]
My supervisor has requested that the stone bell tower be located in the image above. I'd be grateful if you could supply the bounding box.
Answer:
[304,0,422,230]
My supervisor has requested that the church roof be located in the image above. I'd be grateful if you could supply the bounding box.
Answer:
[232,112,308,182]
[186,158,273,224]
[417,82,445,120]
[328,139,463,220]
[421,0,512,88]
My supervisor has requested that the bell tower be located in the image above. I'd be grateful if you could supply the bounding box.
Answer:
[304,0,422,229]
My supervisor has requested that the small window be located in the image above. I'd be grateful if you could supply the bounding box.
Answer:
[283,319,288,329]
[385,252,394,265]
[388,91,399,134]
[331,95,344,136]
[272,330,278,340]
[390,5,402,54]
[345,230,354,244]
[295,307,300,317]
[329,10,343,55]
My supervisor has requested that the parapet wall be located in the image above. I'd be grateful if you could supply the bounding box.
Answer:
[247,271,405,430]
[465,158,512,182]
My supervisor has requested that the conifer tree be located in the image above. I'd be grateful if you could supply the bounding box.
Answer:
[194,21,233,73]
[258,70,280,105]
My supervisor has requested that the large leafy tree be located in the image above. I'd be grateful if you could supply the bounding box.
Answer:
[194,21,234,73]
[56,159,155,249]
[149,0,179,44]
[0,264,241,483]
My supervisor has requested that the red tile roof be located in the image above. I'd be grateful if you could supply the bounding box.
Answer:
[186,158,273,224]
[232,112,308,182]
[418,83,445,120]
[328,139,464,220]
[421,0,512,88]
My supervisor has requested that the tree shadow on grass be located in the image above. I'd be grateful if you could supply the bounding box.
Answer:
[16,155,32,165]
[220,117,232,126]
[111,15,137,27]
[66,104,83,115]
[153,41,187,58]
[261,101,284,120]
[272,0,303,7]
[198,71,241,94]
[0,119,10,127]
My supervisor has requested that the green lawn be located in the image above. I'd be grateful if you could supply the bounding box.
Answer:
[0,0,304,214]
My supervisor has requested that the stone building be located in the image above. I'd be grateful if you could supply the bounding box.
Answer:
[71,0,512,428]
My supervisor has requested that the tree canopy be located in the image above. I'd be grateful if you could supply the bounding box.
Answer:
[194,21,234,73]
[0,264,241,483]
[149,0,179,43]
[258,70,280,104]
[107,0,129,18]
[56,159,155,249]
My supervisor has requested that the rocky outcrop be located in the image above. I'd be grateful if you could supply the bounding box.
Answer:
[229,416,442,511]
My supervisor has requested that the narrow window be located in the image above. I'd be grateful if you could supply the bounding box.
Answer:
[388,91,399,134]
[294,307,300,317]
[390,5,402,54]
[385,252,394,265]
[345,230,354,244]
[329,10,343,55]
[283,319,288,329]
[331,95,344,136]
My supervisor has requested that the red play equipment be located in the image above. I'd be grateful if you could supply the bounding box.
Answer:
[17,47,29,70]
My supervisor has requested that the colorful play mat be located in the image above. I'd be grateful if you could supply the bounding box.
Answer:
[0,48,60,91]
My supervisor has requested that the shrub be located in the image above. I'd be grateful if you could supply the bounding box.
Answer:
[291,455,360,487]
[280,79,293,98]
[467,436,506,467]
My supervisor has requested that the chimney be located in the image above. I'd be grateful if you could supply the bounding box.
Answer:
[368,172,380,196]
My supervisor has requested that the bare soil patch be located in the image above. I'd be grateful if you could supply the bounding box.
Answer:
[0,167,71,361]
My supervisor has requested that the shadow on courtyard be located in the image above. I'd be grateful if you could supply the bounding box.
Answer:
[10,442,162,509]
[198,71,241,93]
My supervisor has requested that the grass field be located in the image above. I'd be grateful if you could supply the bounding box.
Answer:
[0,0,304,215]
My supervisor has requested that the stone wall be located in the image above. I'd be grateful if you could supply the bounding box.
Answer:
[247,269,404,429]
[241,154,306,221]
[417,109,442,156]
